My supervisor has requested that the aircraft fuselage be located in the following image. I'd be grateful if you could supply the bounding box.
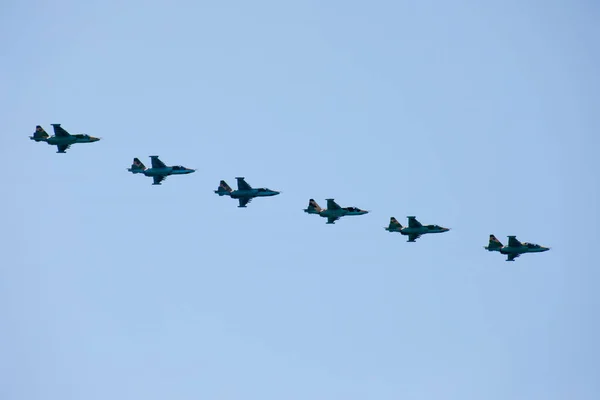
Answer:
[32,135,99,146]
[230,189,279,198]
[400,226,449,236]
[142,167,195,177]
[319,208,367,219]
[499,246,549,255]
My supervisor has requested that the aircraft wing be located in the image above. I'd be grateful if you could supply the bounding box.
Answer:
[236,177,252,191]
[57,144,71,153]
[150,156,167,169]
[52,124,71,137]
[326,199,341,210]
[408,216,422,228]
[153,176,166,185]
[507,253,520,261]
[238,197,252,207]
[508,236,523,247]
[327,216,339,224]
[408,234,421,242]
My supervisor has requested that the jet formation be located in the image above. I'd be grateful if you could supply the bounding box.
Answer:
[485,235,550,261]
[215,177,280,207]
[30,124,551,263]
[385,216,450,242]
[128,156,195,185]
[30,124,100,153]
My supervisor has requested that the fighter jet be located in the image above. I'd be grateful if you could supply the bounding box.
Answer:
[128,156,195,185]
[214,177,280,207]
[485,234,550,261]
[304,198,369,224]
[30,124,100,153]
[384,216,450,242]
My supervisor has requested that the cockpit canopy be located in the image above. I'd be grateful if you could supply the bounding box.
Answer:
[256,188,269,192]
[525,243,541,248]
[345,207,360,212]
[172,165,186,170]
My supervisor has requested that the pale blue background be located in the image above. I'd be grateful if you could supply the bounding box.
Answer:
[1,1,599,399]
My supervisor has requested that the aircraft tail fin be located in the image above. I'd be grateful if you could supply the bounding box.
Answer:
[385,217,403,231]
[485,234,503,251]
[215,180,233,195]
[304,199,322,214]
[31,125,49,141]
[128,158,147,173]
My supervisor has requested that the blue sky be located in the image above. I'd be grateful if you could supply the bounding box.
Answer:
[2,1,599,399]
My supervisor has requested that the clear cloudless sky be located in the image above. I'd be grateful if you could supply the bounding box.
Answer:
[1,1,599,399]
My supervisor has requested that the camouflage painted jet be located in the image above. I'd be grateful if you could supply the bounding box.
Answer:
[128,156,195,185]
[485,235,550,261]
[385,216,450,242]
[30,124,100,153]
[214,177,280,207]
[304,198,369,224]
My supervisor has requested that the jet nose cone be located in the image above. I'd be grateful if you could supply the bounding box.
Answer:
[442,227,450,232]
[91,137,101,142]
[186,169,196,174]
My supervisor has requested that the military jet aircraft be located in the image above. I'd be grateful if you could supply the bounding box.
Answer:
[385,216,450,242]
[30,124,100,153]
[214,177,280,207]
[128,156,195,185]
[485,234,550,261]
[304,198,369,224]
